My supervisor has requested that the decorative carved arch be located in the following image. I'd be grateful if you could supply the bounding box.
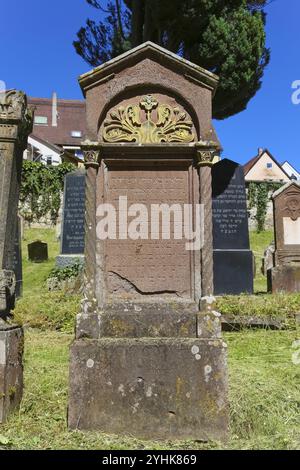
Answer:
[97,86,200,144]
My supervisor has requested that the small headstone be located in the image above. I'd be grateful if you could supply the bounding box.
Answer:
[261,242,275,276]
[269,182,300,293]
[212,158,253,295]
[28,240,48,263]
[56,170,85,267]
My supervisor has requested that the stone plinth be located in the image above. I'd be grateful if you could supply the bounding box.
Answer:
[0,321,24,423]
[69,337,228,441]
[268,263,300,293]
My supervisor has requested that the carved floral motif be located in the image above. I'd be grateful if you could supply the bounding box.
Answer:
[102,94,195,144]
[284,192,300,221]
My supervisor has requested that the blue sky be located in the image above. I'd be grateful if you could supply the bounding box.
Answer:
[1,0,299,167]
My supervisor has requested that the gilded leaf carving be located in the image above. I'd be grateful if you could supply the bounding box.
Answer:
[102,95,195,144]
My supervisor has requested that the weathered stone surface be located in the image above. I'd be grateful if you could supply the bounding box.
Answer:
[0,270,16,318]
[69,42,228,441]
[97,301,197,339]
[0,321,24,423]
[0,89,32,421]
[272,182,300,266]
[269,183,300,293]
[261,242,275,276]
[268,263,300,294]
[68,338,228,441]
[56,254,85,268]
[28,240,48,263]
[12,217,22,298]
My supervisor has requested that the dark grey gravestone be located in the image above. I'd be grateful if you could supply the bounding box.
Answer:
[212,158,253,295]
[28,241,48,263]
[12,217,22,298]
[57,170,85,267]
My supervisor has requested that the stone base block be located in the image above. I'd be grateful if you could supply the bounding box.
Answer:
[0,322,24,423]
[68,338,228,441]
[76,301,198,339]
[213,250,253,295]
[268,263,300,293]
[56,254,84,268]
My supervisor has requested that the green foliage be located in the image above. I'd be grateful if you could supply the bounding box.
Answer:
[14,292,81,333]
[20,161,75,225]
[250,229,274,292]
[217,293,300,324]
[74,0,270,119]
[248,182,282,232]
[48,263,84,282]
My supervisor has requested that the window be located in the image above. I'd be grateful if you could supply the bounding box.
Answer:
[71,130,82,138]
[267,162,273,169]
[34,116,48,126]
[46,156,52,166]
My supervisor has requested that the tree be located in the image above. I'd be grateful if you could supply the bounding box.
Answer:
[74,0,271,119]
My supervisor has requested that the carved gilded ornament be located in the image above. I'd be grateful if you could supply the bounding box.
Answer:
[102,94,195,144]
[196,150,214,167]
[83,148,101,167]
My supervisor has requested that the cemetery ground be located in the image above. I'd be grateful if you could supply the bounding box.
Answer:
[0,228,299,450]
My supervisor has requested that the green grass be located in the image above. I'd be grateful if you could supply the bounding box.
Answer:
[0,328,299,450]
[21,228,60,296]
[3,227,298,450]
[250,229,274,293]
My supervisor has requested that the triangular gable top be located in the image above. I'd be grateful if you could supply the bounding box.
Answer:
[79,41,219,96]
[272,181,300,199]
[244,148,291,180]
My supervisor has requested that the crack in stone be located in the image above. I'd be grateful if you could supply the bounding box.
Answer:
[109,271,180,296]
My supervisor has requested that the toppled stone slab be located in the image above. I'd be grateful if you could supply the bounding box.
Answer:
[68,337,229,441]
[221,314,287,331]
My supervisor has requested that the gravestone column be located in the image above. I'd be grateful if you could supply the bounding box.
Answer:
[195,141,218,298]
[0,90,33,423]
[76,142,101,339]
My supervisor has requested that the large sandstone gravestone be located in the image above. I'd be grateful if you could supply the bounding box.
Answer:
[0,89,33,423]
[268,182,300,293]
[212,159,253,295]
[68,42,229,441]
[56,170,85,267]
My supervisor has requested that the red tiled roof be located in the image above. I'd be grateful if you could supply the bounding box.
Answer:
[28,97,86,147]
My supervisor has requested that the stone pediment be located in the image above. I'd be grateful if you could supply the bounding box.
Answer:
[79,41,219,96]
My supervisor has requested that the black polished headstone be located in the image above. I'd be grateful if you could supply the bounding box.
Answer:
[212,159,253,295]
[28,241,48,263]
[61,170,86,255]
[12,217,22,298]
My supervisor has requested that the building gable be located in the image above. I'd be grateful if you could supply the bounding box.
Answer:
[244,150,290,182]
